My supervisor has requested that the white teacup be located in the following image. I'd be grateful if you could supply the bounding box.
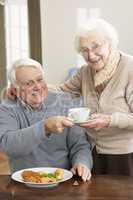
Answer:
[68,107,90,122]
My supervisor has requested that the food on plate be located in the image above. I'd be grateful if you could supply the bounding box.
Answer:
[22,170,42,183]
[21,168,64,183]
[54,168,64,180]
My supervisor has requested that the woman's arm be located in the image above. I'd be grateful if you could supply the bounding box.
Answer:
[49,68,82,97]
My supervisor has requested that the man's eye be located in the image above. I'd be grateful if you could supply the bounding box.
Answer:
[37,78,44,83]
[26,81,33,86]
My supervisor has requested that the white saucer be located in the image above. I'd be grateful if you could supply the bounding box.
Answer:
[73,119,93,125]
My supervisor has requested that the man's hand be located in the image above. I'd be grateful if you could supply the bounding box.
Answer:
[80,113,111,131]
[44,116,74,134]
[71,164,91,182]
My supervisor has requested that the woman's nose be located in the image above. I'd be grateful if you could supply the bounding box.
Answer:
[88,51,96,60]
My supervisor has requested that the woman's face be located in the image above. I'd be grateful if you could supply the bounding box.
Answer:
[79,32,111,72]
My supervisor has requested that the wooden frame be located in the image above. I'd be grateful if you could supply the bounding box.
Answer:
[28,0,42,64]
[0,4,7,95]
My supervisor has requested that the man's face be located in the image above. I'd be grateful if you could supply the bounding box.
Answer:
[15,66,48,109]
[79,32,111,72]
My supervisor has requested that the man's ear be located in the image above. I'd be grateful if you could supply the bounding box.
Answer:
[1,84,17,101]
[7,84,18,100]
[10,84,17,96]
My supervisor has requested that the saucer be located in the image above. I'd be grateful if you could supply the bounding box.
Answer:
[74,120,92,125]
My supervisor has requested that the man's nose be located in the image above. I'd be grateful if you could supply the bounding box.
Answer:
[33,81,41,89]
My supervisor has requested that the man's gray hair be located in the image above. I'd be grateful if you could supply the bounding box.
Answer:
[75,18,119,52]
[8,58,44,85]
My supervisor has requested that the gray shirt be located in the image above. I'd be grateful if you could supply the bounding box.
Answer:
[0,91,92,172]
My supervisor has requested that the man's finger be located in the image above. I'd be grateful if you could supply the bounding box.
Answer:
[81,167,89,182]
[62,119,74,127]
[57,127,64,133]
[77,165,83,177]
[71,167,76,175]
[86,172,91,181]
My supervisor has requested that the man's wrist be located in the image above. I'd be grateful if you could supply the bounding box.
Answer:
[44,123,51,136]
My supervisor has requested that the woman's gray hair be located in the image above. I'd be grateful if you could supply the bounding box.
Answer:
[8,58,44,85]
[75,18,119,52]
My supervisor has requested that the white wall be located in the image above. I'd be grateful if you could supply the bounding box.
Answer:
[40,0,133,84]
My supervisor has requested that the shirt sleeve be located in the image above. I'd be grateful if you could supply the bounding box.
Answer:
[58,69,82,97]
[0,106,47,157]
[66,126,93,170]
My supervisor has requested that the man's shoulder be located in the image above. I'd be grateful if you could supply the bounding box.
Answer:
[0,100,19,114]
[46,90,73,104]
[46,90,83,108]
[47,90,72,98]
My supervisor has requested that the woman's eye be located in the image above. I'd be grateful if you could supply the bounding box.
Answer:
[81,48,88,53]
[93,44,100,49]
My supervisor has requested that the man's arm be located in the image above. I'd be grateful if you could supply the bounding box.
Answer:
[67,126,93,181]
[0,105,46,157]
[0,105,73,158]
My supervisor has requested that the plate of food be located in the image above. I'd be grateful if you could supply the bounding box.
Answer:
[11,167,73,188]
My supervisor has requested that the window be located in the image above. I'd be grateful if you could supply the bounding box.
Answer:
[5,0,29,70]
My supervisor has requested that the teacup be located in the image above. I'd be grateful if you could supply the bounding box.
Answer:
[68,107,90,122]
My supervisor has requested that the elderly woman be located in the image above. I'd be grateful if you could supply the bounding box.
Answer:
[58,18,133,176]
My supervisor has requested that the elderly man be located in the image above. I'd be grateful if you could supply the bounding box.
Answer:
[0,58,92,181]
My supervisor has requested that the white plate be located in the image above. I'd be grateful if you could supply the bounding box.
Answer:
[11,167,73,188]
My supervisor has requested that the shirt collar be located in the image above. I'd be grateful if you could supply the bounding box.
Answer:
[17,97,47,112]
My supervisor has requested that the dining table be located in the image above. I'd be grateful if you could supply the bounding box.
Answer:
[0,174,133,200]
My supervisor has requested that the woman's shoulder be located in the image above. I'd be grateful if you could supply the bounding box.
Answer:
[80,64,89,71]
[120,52,133,84]
[120,51,133,73]
[120,51,133,65]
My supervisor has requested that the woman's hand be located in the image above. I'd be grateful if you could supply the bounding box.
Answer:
[80,113,111,131]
